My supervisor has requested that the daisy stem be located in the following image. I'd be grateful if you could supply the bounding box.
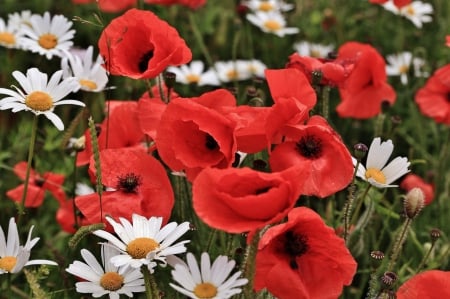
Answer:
[17,114,38,224]
[387,217,412,272]
[142,266,160,299]
[350,184,372,226]
[416,240,437,274]
[240,229,261,299]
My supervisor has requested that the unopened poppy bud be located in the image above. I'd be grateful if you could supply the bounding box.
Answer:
[430,228,441,242]
[377,289,397,299]
[354,143,368,160]
[370,250,385,260]
[311,70,323,85]
[248,97,264,107]
[404,187,425,219]
[164,71,176,89]
[381,271,398,289]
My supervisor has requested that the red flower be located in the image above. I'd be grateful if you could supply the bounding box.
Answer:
[269,116,354,198]
[254,207,357,299]
[155,89,237,180]
[77,101,146,166]
[397,270,450,299]
[56,199,89,234]
[414,63,450,125]
[370,0,411,8]
[400,174,434,205]
[6,162,66,208]
[71,0,137,12]
[144,0,206,9]
[192,167,303,235]
[76,147,174,229]
[446,35,450,47]
[98,9,192,79]
[336,42,396,119]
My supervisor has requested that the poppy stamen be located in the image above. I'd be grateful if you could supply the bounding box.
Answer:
[138,50,154,73]
[296,135,323,159]
[205,134,219,150]
[117,173,142,193]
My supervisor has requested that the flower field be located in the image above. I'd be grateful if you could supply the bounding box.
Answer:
[0,0,449,298]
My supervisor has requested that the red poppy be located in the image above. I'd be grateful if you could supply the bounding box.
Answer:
[400,174,434,205]
[369,0,411,8]
[76,147,174,230]
[155,89,237,180]
[414,63,450,125]
[192,167,303,236]
[254,207,357,299]
[336,42,396,119]
[144,0,206,9]
[6,162,66,208]
[446,35,450,47]
[396,270,450,299]
[71,0,137,12]
[98,9,192,79]
[286,53,354,87]
[77,100,146,166]
[56,199,89,234]
[269,115,354,198]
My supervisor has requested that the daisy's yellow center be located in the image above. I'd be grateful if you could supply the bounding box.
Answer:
[100,272,124,291]
[186,74,200,84]
[226,69,239,80]
[264,20,282,31]
[405,5,415,16]
[0,32,15,45]
[38,33,58,49]
[193,282,218,299]
[259,2,274,12]
[25,91,53,111]
[79,79,97,91]
[365,168,386,184]
[0,256,17,272]
[126,237,159,259]
[399,64,409,74]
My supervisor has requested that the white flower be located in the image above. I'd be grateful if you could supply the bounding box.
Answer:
[167,61,220,86]
[93,214,190,272]
[353,137,410,188]
[293,41,334,58]
[246,11,299,37]
[0,68,84,130]
[382,1,433,28]
[0,17,23,49]
[386,51,428,84]
[0,217,57,274]
[241,59,267,78]
[61,46,109,92]
[213,60,252,83]
[242,0,294,13]
[7,10,37,29]
[169,252,248,299]
[66,245,145,299]
[19,12,75,59]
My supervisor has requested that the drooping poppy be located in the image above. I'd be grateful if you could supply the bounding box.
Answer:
[155,89,237,180]
[396,270,450,299]
[269,115,354,198]
[414,63,450,125]
[336,42,396,119]
[6,162,66,207]
[254,207,357,299]
[192,167,303,236]
[400,174,434,205]
[98,9,192,79]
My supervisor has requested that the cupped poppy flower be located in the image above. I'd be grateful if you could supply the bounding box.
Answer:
[336,42,396,119]
[269,115,354,198]
[155,89,237,180]
[98,9,192,79]
[6,162,66,207]
[414,63,450,125]
[400,174,434,205]
[192,167,303,236]
[76,147,174,230]
[254,207,357,299]
[76,100,146,166]
[144,0,206,9]
[396,270,450,299]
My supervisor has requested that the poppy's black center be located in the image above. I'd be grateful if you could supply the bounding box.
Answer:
[138,50,154,73]
[296,135,323,159]
[34,176,45,187]
[447,92,450,102]
[117,173,142,193]
[277,230,309,269]
[205,134,219,150]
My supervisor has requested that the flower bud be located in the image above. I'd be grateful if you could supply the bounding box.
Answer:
[430,228,441,243]
[381,271,398,289]
[370,250,385,261]
[354,143,368,160]
[403,187,425,219]
[164,71,176,89]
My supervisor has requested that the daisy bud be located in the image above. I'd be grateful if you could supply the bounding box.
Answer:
[164,71,176,89]
[403,187,425,219]
[381,271,398,289]
[354,143,368,160]
[430,228,441,243]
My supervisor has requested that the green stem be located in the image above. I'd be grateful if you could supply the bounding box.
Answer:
[342,160,361,242]
[387,218,412,272]
[72,153,79,230]
[188,12,214,68]
[17,115,38,224]
[142,266,159,299]
[350,184,372,225]
[320,86,330,119]
[416,240,436,273]
[156,74,167,103]
[240,230,261,299]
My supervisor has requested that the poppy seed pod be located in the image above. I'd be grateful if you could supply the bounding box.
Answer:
[403,187,425,219]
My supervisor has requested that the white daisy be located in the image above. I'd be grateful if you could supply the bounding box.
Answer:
[169,252,248,299]
[386,51,428,85]
[241,59,267,79]
[19,12,75,59]
[93,214,191,272]
[353,137,410,188]
[0,217,57,274]
[382,1,433,28]
[293,41,334,58]
[0,17,23,49]
[213,60,253,83]
[166,60,220,86]
[61,46,109,92]
[0,67,83,131]
[242,0,295,13]
[246,11,299,37]
[66,245,145,299]
[7,10,36,29]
